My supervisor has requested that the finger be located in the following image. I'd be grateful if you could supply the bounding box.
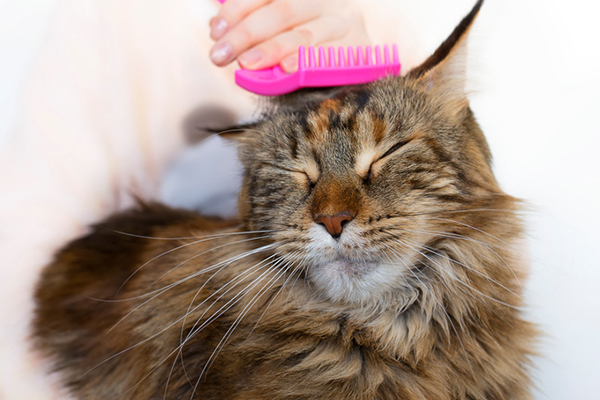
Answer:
[275,3,371,73]
[210,0,272,41]
[237,27,315,70]
[269,15,359,73]
[238,12,369,72]
[210,0,322,66]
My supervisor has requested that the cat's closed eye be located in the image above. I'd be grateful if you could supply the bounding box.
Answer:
[381,139,409,160]
[259,161,318,191]
[305,173,316,189]
[363,139,410,183]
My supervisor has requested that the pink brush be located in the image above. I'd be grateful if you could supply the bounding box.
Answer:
[235,45,401,96]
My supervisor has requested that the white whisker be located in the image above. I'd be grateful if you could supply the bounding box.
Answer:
[118,233,273,293]
[163,255,280,398]
[417,216,507,244]
[178,253,281,347]
[146,234,275,289]
[243,251,303,343]
[111,253,284,396]
[393,234,520,299]
[111,228,276,241]
[384,225,522,293]
[395,208,524,218]
[81,244,278,380]
[191,261,293,398]
[182,256,287,347]
[392,238,520,311]
[383,245,476,378]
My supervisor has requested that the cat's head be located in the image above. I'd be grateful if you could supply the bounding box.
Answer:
[226,0,517,307]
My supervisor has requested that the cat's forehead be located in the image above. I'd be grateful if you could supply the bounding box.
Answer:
[305,94,385,142]
[290,80,421,146]
[254,78,441,166]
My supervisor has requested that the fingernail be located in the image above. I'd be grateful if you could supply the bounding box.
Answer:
[238,49,264,68]
[281,55,298,73]
[210,17,228,40]
[210,42,233,65]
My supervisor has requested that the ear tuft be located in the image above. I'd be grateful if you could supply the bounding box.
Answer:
[408,0,483,80]
[408,0,483,116]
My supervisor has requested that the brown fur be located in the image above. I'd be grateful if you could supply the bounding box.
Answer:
[33,1,536,398]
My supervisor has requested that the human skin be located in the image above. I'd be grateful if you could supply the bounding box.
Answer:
[209,0,372,73]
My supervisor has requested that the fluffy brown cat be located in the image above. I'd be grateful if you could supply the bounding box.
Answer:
[33,1,536,398]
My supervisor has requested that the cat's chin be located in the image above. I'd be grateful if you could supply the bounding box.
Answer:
[307,258,402,305]
[327,258,378,277]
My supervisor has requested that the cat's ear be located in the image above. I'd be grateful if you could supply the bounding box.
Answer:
[407,0,483,116]
[206,121,260,141]
[207,87,345,140]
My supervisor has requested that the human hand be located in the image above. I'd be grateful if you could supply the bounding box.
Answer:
[209,0,371,73]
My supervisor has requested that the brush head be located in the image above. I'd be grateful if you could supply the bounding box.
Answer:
[235,44,401,96]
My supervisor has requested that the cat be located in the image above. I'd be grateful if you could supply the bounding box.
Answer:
[32,1,536,398]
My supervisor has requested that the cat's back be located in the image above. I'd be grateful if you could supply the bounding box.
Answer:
[35,203,240,308]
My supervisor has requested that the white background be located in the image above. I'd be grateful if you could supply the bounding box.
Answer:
[1,0,599,399]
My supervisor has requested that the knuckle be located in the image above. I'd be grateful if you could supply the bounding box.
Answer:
[223,0,266,26]
[218,0,240,22]
[295,28,315,46]
[233,27,254,46]
[273,0,293,23]
[269,40,284,57]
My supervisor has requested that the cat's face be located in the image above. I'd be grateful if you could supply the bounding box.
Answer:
[236,77,497,306]
[234,1,504,306]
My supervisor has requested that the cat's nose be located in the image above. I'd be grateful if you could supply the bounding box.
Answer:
[315,212,355,239]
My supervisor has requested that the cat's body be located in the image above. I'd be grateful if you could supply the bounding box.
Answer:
[33,1,537,398]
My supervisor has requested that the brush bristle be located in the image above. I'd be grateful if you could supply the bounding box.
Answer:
[298,45,398,70]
